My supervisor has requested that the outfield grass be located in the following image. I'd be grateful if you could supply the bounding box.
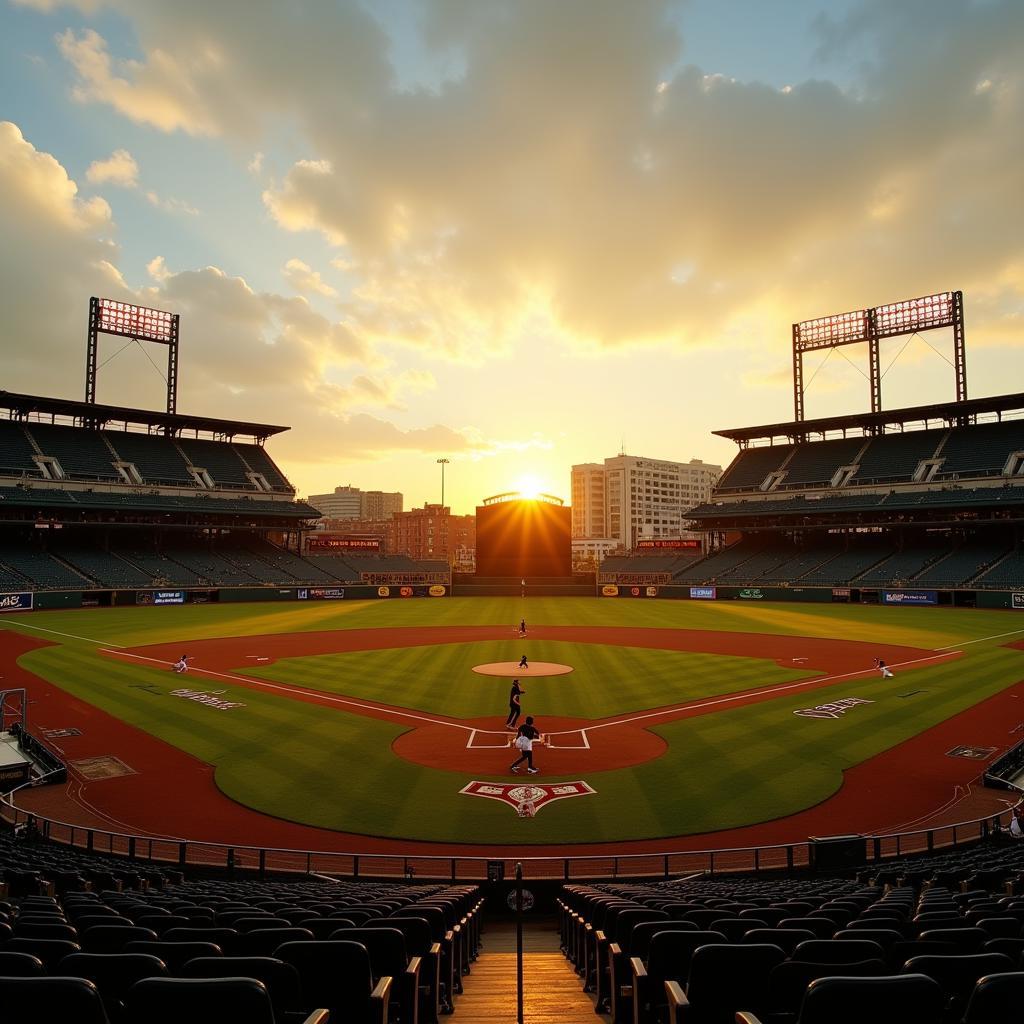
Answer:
[4,599,1024,843]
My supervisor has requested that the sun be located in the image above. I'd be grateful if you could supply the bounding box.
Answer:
[515,474,544,500]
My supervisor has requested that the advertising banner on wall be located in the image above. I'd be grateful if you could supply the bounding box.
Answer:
[304,587,346,600]
[882,590,938,606]
[601,584,619,597]
[136,590,185,605]
[635,539,701,550]
[305,535,381,553]
[689,586,717,600]
[738,588,765,600]
[1012,593,1024,610]
[0,592,33,613]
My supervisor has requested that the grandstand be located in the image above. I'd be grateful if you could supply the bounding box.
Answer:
[0,388,449,602]
[600,293,1024,606]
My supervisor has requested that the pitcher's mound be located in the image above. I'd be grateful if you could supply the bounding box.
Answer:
[473,662,574,677]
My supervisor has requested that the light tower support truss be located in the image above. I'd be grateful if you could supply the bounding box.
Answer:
[86,297,181,414]
[792,290,966,422]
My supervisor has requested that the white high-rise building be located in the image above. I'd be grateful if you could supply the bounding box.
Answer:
[571,454,722,556]
[307,485,403,521]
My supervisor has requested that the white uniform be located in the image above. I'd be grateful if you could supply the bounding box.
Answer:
[173,657,189,674]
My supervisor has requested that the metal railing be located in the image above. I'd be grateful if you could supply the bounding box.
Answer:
[3,784,1019,881]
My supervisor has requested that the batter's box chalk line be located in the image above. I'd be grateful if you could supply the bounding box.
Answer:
[545,730,590,750]
[466,729,515,749]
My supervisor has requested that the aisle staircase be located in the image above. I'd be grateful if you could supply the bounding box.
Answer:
[458,918,606,1024]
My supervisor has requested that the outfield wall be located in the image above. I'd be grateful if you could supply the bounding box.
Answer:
[600,583,1024,609]
[0,583,449,612]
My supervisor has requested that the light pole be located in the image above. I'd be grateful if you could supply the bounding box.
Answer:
[436,458,450,509]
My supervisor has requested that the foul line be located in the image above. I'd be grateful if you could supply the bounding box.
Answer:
[102,649,475,734]
[576,650,960,735]
[935,626,1024,651]
[1,621,124,648]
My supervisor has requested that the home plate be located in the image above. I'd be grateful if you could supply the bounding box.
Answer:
[473,663,574,677]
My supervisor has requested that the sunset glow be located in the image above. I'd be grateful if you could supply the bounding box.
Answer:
[0,1,1021,511]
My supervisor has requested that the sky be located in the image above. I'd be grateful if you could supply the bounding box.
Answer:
[1,0,1023,514]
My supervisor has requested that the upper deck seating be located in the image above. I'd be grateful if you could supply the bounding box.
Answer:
[103,431,195,485]
[176,439,253,488]
[716,446,793,493]
[27,425,120,481]
[850,430,945,485]
[0,421,42,478]
[778,438,866,488]
[232,444,293,491]
[937,420,1024,479]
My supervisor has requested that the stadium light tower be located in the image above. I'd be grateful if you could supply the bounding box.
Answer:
[437,458,450,508]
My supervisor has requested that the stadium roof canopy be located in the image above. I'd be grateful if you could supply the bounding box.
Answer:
[0,391,288,441]
[714,392,1024,444]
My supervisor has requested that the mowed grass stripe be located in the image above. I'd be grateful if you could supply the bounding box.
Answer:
[249,641,813,720]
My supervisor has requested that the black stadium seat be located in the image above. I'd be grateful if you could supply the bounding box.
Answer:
[0,976,111,1024]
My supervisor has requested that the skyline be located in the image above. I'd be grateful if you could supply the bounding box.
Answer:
[2,0,1023,515]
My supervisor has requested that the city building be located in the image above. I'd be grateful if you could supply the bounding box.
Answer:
[570,453,722,558]
[390,504,476,566]
[306,484,403,521]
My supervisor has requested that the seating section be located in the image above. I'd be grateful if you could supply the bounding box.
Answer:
[103,431,194,485]
[0,828,483,1024]
[851,430,944,484]
[231,444,293,492]
[0,421,42,477]
[975,550,1024,589]
[175,439,253,488]
[716,446,793,492]
[796,542,895,586]
[26,425,120,481]
[559,840,1024,1024]
[0,544,91,589]
[714,419,1024,499]
[937,420,1024,478]
[912,542,1012,588]
[672,539,770,582]
[47,545,154,589]
[778,437,866,488]
[855,546,948,587]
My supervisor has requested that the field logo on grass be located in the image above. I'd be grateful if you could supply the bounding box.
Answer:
[794,697,874,720]
[171,688,246,711]
[460,780,596,817]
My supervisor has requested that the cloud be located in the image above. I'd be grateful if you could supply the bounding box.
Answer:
[83,146,196,214]
[282,257,337,298]
[25,0,1024,368]
[0,121,508,470]
[85,148,139,187]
